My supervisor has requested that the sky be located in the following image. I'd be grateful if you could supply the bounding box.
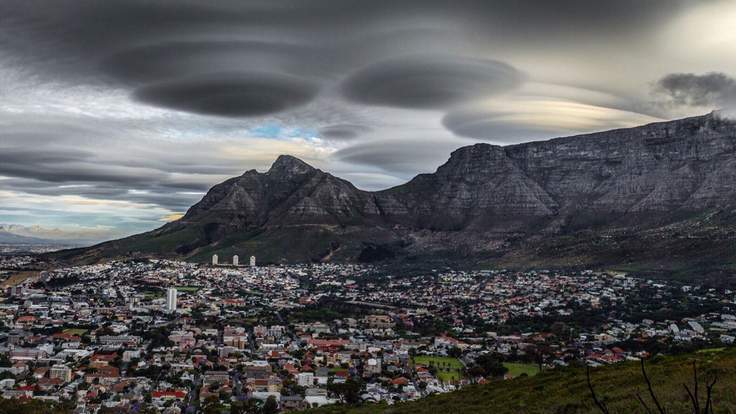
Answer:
[2,0,736,243]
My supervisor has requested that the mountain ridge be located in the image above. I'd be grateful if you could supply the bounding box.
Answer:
[50,113,736,273]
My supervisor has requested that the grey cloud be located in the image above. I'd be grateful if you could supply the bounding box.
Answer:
[0,0,708,119]
[0,147,94,165]
[0,160,164,187]
[654,72,736,108]
[1,1,697,56]
[332,135,472,175]
[0,176,201,213]
[2,0,697,84]
[442,109,567,143]
[0,121,232,211]
[340,55,524,109]
[133,72,319,117]
[100,41,336,84]
[319,124,372,141]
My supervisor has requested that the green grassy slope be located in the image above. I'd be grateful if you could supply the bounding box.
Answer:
[309,348,736,414]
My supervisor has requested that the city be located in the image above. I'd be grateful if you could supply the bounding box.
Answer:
[1,253,735,412]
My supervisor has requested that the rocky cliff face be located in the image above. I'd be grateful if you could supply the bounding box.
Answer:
[180,155,380,228]
[55,113,736,271]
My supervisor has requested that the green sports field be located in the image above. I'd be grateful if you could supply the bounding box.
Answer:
[503,362,540,378]
[413,355,464,382]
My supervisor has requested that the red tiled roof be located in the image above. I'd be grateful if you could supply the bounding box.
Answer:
[152,390,187,399]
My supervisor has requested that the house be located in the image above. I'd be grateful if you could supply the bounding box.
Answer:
[152,389,187,405]
[203,371,230,386]
[434,335,469,350]
[363,358,381,377]
[314,367,330,385]
[85,366,120,385]
[280,394,307,411]
[304,388,334,407]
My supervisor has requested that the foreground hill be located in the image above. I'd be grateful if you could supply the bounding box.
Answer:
[52,113,736,272]
[309,348,736,414]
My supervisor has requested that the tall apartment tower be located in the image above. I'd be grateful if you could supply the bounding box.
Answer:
[166,287,177,312]
[212,254,219,265]
[249,255,256,267]
[233,255,239,266]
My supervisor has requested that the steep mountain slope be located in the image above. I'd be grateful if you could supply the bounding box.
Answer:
[52,113,736,271]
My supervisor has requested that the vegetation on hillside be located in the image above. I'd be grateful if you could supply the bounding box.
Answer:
[308,348,736,414]
[0,399,73,414]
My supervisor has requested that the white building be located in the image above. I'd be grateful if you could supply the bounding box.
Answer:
[297,372,314,387]
[688,321,705,335]
[212,254,219,265]
[250,255,256,267]
[49,365,72,382]
[232,255,239,266]
[166,287,177,312]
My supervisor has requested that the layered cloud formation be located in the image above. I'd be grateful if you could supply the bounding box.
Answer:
[1,0,735,241]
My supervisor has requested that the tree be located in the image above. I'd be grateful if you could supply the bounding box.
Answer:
[0,399,74,414]
[262,395,279,414]
[202,395,225,414]
[327,378,363,404]
[550,321,569,339]
[0,354,11,367]
[472,353,508,378]
[447,346,462,358]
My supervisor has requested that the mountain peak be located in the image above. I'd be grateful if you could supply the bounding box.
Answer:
[267,155,315,176]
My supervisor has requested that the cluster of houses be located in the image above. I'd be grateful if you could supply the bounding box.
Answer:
[0,259,734,412]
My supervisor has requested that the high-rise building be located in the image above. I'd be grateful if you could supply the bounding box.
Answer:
[232,255,239,266]
[249,255,256,267]
[212,254,218,265]
[166,287,177,312]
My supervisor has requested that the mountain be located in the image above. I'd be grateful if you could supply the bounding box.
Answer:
[0,230,52,245]
[52,113,736,273]
[0,224,96,247]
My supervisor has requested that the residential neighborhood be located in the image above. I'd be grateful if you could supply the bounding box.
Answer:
[0,257,735,412]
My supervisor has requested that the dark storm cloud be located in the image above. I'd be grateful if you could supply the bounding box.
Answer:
[133,72,319,117]
[319,124,373,141]
[654,72,736,108]
[340,55,524,109]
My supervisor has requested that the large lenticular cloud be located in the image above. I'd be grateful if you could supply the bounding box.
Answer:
[133,73,320,117]
[340,55,524,109]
